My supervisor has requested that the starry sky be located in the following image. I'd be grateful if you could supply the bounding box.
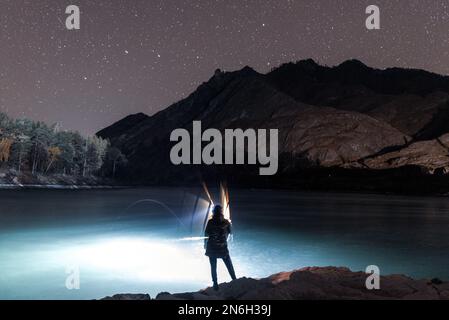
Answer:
[1,0,449,134]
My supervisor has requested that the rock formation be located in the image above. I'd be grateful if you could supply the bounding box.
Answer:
[101,267,449,300]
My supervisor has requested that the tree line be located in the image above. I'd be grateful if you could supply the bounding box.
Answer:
[0,113,126,177]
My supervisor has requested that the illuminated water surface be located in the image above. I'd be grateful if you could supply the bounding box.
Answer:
[1,188,449,299]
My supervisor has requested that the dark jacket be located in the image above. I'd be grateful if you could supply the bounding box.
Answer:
[205,216,232,258]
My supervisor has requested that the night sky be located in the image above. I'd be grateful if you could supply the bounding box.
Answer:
[1,0,449,134]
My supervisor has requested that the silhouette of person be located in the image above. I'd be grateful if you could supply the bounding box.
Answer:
[204,205,237,291]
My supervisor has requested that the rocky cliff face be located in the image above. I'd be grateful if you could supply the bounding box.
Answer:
[357,133,449,173]
[101,266,449,300]
[97,60,449,191]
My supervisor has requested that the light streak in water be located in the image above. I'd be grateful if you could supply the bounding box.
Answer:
[178,236,208,241]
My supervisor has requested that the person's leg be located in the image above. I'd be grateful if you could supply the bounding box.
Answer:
[209,257,218,289]
[222,254,237,280]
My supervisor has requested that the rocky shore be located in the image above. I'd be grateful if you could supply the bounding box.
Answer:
[102,266,449,300]
[0,169,116,189]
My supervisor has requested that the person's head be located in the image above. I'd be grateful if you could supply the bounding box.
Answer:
[212,205,223,220]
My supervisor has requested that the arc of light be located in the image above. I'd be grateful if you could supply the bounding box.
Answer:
[122,199,187,229]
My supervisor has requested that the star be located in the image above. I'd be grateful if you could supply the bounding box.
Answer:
[0,0,447,135]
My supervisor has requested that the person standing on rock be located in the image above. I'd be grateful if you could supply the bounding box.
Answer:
[204,205,237,291]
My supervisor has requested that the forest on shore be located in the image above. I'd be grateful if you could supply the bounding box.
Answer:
[0,112,126,181]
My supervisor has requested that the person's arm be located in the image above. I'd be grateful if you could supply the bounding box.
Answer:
[227,221,233,242]
[204,221,210,249]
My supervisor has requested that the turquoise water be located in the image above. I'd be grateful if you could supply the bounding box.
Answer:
[1,188,449,299]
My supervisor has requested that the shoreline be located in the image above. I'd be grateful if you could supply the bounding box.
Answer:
[0,169,120,190]
[0,184,125,190]
[1,182,448,199]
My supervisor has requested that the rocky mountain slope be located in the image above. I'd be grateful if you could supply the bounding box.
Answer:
[102,266,449,300]
[97,60,449,192]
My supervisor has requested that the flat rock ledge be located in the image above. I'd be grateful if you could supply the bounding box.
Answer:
[101,266,449,300]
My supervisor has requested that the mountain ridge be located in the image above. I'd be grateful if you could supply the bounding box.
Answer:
[97,59,449,192]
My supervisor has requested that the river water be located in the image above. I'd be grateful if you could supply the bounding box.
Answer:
[1,188,449,299]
